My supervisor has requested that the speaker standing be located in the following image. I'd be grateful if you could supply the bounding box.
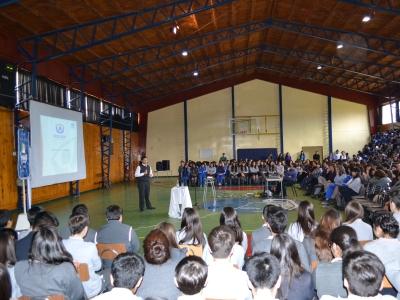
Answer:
[134,156,156,212]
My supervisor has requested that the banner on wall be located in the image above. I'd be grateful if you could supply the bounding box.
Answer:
[17,128,30,179]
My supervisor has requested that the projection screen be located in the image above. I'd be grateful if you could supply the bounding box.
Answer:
[30,101,86,188]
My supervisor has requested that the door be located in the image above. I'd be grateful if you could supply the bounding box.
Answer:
[302,146,323,162]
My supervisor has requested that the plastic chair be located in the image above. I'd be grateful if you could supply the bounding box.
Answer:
[359,240,372,247]
[96,243,126,260]
[19,295,66,300]
[76,263,90,282]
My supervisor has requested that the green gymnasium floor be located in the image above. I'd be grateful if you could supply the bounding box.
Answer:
[13,177,344,251]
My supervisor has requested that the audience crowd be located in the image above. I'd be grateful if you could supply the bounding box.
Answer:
[0,130,400,300]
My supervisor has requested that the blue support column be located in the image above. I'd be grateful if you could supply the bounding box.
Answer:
[279,84,284,154]
[184,101,188,162]
[328,96,333,154]
[231,86,236,159]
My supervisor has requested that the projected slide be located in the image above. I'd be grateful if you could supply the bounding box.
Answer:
[30,101,86,188]
[40,116,78,176]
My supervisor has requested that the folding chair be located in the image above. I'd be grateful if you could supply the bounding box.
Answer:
[76,263,90,282]
[19,295,66,300]
[178,244,203,257]
[96,243,126,269]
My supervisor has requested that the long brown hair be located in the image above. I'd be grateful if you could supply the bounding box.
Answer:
[179,208,206,246]
[344,201,364,224]
[219,206,243,245]
[155,222,179,249]
[294,201,316,236]
[313,209,342,262]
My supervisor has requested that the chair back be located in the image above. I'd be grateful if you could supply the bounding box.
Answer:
[311,261,319,273]
[383,275,393,289]
[246,233,252,257]
[178,244,203,257]
[76,263,90,282]
[359,240,372,247]
[96,243,126,260]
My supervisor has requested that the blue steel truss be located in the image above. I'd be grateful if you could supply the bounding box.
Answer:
[338,0,400,15]
[106,44,400,97]
[0,0,19,8]
[104,46,263,97]
[71,18,400,84]
[128,63,397,105]
[269,19,400,59]
[70,20,271,82]
[18,0,234,63]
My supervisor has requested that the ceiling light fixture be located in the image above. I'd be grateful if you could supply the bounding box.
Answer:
[362,14,371,22]
[337,43,344,49]
[317,65,322,70]
[170,25,180,34]
[193,71,198,76]
[182,51,188,56]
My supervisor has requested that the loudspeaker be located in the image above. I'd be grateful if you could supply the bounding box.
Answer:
[162,160,170,171]
[0,59,16,109]
[156,161,163,171]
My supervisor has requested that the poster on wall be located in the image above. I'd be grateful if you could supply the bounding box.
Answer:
[17,128,30,179]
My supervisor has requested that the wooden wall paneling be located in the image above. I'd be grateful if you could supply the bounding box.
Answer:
[0,109,18,210]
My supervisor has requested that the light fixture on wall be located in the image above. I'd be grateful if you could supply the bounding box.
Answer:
[317,65,322,70]
[170,25,180,34]
[182,51,188,56]
[193,71,198,76]
[337,43,344,49]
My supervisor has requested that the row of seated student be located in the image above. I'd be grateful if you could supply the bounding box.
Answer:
[1,195,400,300]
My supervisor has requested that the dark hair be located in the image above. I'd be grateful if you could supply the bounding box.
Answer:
[106,205,123,220]
[390,190,400,210]
[220,206,243,246]
[141,156,148,161]
[294,201,316,236]
[372,213,399,238]
[208,226,235,259]
[68,213,90,235]
[0,228,17,240]
[111,252,145,289]
[352,167,361,179]
[329,226,362,255]
[270,234,303,299]
[175,256,208,295]
[27,206,45,225]
[343,250,385,297]
[247,252,281,290]
[32,211,59,229]
[155,222,179,249]
[313,209,342,262]
[143,229,171,265]
[373,169,386,179]
[72,204,89,215]
[179,208,206,246]
[0,210,12,228]
[265,206,288,234]
[344,201,364,224]
[0,263,11,300]
[0,232,16,266]
[29,225,73,265]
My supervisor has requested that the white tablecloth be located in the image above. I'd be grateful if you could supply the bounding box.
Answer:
[168,186,192,218]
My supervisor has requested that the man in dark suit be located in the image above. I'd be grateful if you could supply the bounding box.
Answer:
[251,205,272,249]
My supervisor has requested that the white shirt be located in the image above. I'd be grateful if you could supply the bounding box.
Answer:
[92,287,143,300]
[202,261,252,300]
[62,237,102,298]
[287,222,317,242]
[134,165,153,177]
[343,219,373,241]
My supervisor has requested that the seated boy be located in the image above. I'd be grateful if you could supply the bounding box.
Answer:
[202,226,252,300]
[320,250,396,300]
[93,252,145,299]
[175,256,208,300]
[246,252,281,300]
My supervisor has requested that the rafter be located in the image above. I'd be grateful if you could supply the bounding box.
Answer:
[70,19,270,82]
[18,0,235,62]
[128,62,396,105]
[338,0,400,16]
[107,44,400,96]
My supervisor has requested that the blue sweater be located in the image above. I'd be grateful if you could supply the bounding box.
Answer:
[284,168,298,182]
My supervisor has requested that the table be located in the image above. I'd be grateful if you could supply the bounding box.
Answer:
[265,176,283,199]
[203,177,216,207]
[168,186,192,218]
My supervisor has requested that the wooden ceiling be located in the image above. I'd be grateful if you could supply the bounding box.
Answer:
[1,0,400,104]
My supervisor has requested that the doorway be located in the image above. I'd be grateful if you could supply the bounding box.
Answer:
[302,146,323,162]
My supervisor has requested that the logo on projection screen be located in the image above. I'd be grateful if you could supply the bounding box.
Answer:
[54,124,66,138]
